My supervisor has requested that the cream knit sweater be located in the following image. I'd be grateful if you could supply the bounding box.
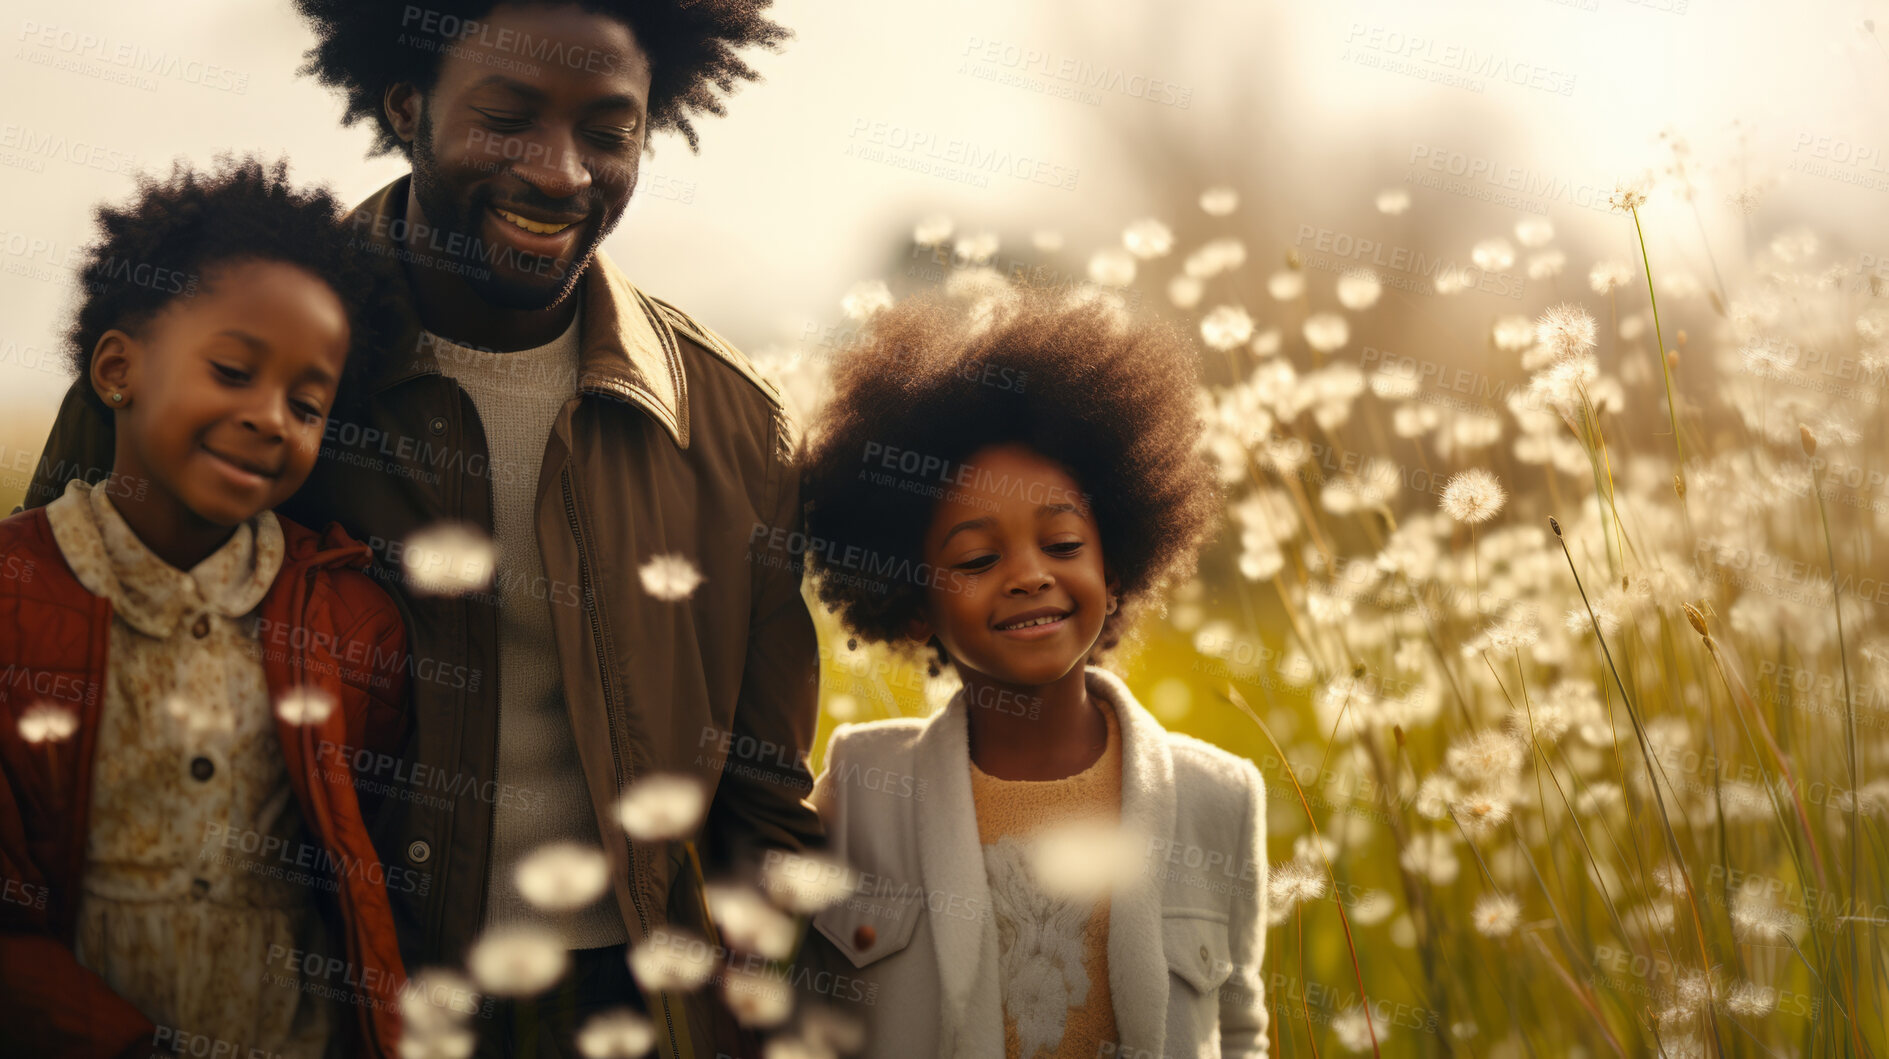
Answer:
[430,310,628,947]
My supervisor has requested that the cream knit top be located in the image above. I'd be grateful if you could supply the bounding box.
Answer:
[969,694,1122,1059]
[428,309,628,947]
[46,478,337,1057]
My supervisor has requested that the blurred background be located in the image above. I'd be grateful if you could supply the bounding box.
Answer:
[6,2,1889,1053]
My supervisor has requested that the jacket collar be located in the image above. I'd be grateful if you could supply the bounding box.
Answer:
[43,478,283,639]
[912,665,1178,1059]
[347,176,690,448]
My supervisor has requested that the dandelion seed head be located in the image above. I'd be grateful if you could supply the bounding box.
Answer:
[1440,469,1506,525]
[638,554,703,601]
[706,885,798,960]
[1266,270,1305,301]
[1471,238,1515,272]
[576,1009,656,1059]
[404,523,497,597]
[1514,217,1554,248]
[467,925,569,997]
[912,215,953,246]
[724,966,795,1027]
[1031,229,1064,253]
[954,231,999,264]
[1303,312,1351,353]
[839,279,892,322]
[1526,249,1566,280]
[1336,269,1382,310]
[1472,892,1520,937]
[613,774,709,841]
[1199,185,1239,216]
[1589,260,1635,295]
[628,928,717,993]
[1268,857,1329,911]
[1122,218,1174,259]
[18,702,79,744]
[274,687,337,727]
[1375,188,1411,214]
[1536,303,1597,363]
[515,841,611,913]
[1200,305,1255,350]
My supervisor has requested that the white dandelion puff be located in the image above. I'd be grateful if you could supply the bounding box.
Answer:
[1440,469,1506,524]
[1087,248,1137,287]
[1471,238,1515,271]
[18,702,79,744]
[1122,218,1174,259]
[274,687,337,726]
[403,523,497,597]
[1536,303,1597,363]
[467,925,569,997]
[1200,305,1255,350]
[1030,229,1064,253]
[639,554,704,601]
[1472,892,1520,937]
[723,966,795,1028]
[628,929,717,993]
[706,885,798,960]
[575,1009,656,1059]
[1376,188,1411,214]
[1336,270,1382,310]
[613,774,709,841]
[1266,270,1306,301]
[839,280,892,321]
[1031,818,1145,901]
[911,215,953,246]
[1514,217,1554,248]
[1303,312,1351,353]
[515,842,611,913]
[1268,858,1329,912]
[1199,186,1239,216]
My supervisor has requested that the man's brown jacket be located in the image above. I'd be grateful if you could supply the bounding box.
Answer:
[21,176,823,1059]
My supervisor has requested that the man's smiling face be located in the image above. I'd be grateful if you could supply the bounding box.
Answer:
[394,3,654,311]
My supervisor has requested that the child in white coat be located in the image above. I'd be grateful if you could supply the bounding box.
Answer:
[794,289,1269,1058]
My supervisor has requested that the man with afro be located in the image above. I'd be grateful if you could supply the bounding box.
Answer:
[25,5,818,1057]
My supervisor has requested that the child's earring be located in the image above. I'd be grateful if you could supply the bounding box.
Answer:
[109,391,127,407]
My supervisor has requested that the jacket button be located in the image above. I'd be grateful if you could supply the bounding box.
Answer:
[191,614,211,638]
[428,416,448,436]
[1199,945,1212,965]
[408,839,432,864]
[853,925,876,950]
[190,756,215,781]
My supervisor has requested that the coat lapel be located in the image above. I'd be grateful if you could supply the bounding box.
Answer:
[1089,666,1179,1059]
[911,693,1003,1056]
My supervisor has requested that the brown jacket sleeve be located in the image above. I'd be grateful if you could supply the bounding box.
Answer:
[0,757,155,1058]
[17,378,116,514]
[702,405,824,878]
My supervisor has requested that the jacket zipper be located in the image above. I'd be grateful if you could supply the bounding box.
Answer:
[562,465,680,1057]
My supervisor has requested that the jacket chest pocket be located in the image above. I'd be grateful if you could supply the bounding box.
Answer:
[811,886,925,970]
[1163,910,1234,993]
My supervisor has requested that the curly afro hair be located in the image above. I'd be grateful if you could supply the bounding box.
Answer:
[64,155,402,414]
[293,0,789,155]
[799,288,1222,669]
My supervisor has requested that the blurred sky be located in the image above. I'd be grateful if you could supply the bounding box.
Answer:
[4,0,1888,501]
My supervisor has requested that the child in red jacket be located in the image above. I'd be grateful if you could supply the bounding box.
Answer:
[0,158,411,1059]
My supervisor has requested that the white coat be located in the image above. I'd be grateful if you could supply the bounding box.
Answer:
[800,666,1269,1058]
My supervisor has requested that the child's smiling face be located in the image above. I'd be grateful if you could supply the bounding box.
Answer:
[92,259,350,528]
[908,442,1119,687]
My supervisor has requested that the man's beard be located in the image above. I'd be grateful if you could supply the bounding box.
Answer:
[408,108,609,312]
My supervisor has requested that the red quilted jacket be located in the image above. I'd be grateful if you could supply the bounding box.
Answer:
[0,504,411,1059]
